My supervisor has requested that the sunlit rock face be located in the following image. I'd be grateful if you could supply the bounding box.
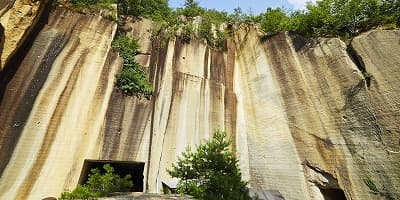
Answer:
[349,30,400,199]
[0,6,399,200]
[0,8,118,199]
[0,0,49,69]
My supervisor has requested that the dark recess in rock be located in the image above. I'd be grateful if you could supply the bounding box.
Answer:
[0,23,4,69]
[346,44,371,87]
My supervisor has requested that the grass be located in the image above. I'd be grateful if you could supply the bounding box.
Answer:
[363,176,379,194]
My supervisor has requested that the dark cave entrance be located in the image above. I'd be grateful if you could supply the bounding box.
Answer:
[319,188,347,200]
[78,159,145,192]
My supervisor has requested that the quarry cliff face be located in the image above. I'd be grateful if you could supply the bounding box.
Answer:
[0,0,49,69]
[0,6,399,200]
[0,7,119,199]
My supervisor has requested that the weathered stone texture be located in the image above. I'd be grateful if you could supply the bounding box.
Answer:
[0,8,118,199]
[350,30,400,200]
[0,7,399,200]
[0,0,49,69]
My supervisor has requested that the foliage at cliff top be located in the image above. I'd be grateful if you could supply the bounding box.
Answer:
[59,164,133,199]
[256,0,400,38]
[63,0,398,97]
[116,0,399,39]
[61,0,116,13]
[66,0,399,37]
[168,130,252,200]
[66,0,399,42]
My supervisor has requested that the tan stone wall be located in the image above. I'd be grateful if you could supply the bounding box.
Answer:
[0,7,398,200]
[0,0,48,69]
[0,8,118,199]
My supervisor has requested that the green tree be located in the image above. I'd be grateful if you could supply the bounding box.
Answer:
[178,0,204,17]
[60,164,133,199]
[184,0,198,8]
[256,7,290,35]
[288,0,398,37]
[378,0,400,26]
[118,0,171,21]
[230,7,244,22]
[229,7,254,23]
[168,130,251,200]
[68,0,115,6]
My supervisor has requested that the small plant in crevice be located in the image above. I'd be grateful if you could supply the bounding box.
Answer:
[381,23,398,30]
[102,14,120,25]
[198,20,213,45]
[362,71,374,87]
[180,22,195,43]
[112,36,153,99]
[363,176,379,194]
[198,20,231,50]
[214,29,230,49]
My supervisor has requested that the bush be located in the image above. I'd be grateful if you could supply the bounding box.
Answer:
[60,164,133,199]
[60,185,98,200]
[168,130,251,200]
[177,0,205,18]
[103,14,120,24]
[198,19,213,45]
[147,0,231,49]
[117,67,153,98]
[255,0,399,38]
[181,22,195,42]
[112,36,153,99]
[256,8,290,36]
[85,164,133,196]
[111,36,140,62]
[67,0,115,11]
[118,0,171,21]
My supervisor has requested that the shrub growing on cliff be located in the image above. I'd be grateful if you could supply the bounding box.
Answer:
[112,36,153,98]
[60,164,133,199]
[197,9,232,49]
[168,130,251,200]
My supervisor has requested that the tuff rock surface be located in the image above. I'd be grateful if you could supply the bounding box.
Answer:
[0,6,399,200]
[0,0,49,69]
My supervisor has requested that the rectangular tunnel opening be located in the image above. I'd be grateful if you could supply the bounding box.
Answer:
[319,188,347,200]
[78,159,145,192]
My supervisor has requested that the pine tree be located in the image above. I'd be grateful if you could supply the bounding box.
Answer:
[168,131,251,200]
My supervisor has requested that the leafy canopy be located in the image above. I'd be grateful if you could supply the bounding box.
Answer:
[118,0,171,21]
[123,0,398,50]
[67,0,399,39]
[256,0,399,37]
[60,164,133,199]
[168,130,251,200]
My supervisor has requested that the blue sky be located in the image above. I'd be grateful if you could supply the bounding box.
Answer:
[168,0,313,14]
